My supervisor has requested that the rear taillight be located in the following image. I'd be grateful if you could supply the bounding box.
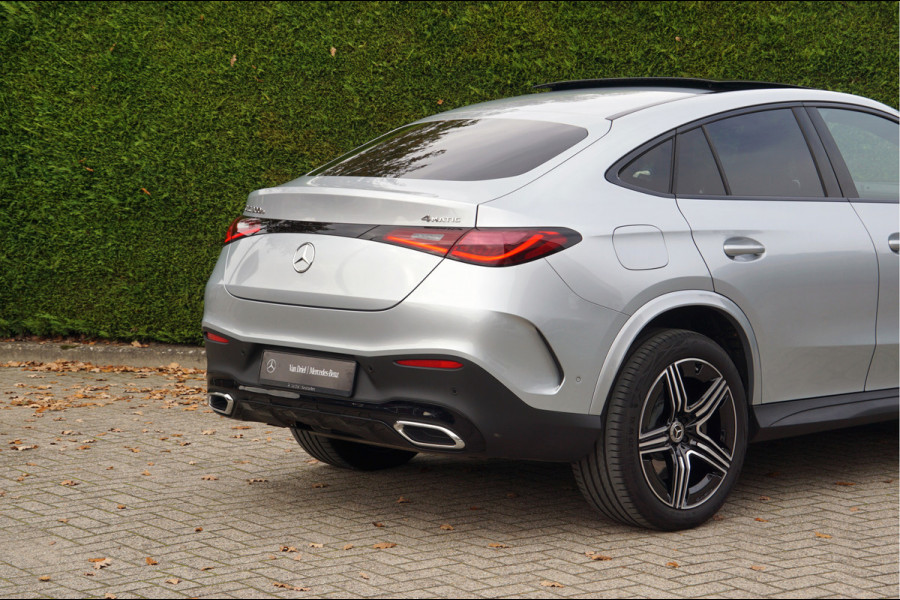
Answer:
[370,226,580,266]
[224,217,265,244]
[369,227,467,257]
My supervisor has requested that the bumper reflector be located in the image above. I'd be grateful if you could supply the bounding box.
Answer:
[395,359,463,370]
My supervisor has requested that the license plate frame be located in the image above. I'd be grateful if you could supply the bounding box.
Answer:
[258,350,357,398]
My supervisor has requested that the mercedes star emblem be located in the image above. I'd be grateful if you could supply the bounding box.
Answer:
[266,359,277,374]
[292,242,316,273]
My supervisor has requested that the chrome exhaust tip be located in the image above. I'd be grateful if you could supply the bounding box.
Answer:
[393,420,465,450]
[208,392,235,416]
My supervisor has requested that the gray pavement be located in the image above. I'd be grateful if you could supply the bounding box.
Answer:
[0,357,897,599]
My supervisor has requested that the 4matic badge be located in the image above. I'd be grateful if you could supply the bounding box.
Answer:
[421,215,461,224]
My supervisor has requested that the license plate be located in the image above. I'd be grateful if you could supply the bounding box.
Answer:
[258,350,356,397]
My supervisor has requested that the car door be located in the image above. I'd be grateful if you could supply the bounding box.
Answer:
[674,106,879,404]
[809,106,899,391]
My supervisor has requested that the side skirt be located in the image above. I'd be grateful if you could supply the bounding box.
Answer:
[751,388,898,442]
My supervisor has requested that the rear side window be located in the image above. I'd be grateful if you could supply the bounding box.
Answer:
[675,128,726,196]
[817,108,899,201]
[704,109,824,197]
[617,139,673,194]
[309,118,588,181]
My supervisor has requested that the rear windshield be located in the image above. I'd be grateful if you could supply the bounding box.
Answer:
[309,118,588,181]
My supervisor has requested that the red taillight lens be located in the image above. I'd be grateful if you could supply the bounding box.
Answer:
[369,226,580,267]
[368,227,467,257]
[395,359,464,370]
[449,229,576,266]
[224,217,264,244]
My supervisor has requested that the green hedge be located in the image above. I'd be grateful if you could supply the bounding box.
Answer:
[1,1,897,343]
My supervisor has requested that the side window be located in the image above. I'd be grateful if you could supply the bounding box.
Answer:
[618,139,672,194]
[675,128,726,196]
[704,109,824,197]
[817,108,899,201]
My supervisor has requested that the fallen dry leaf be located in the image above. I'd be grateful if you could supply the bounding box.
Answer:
[311,483,328,488]
[308,542,323,548]
[12,445,37,451]
[230,54,237,67]
[165,577,180,584]
[103,594,116,599]
[372,542,396,549]
[201,475,218,481]
[439,524,454,531]
[372,522,384,528]
[585,552,612,561]
[488,543,510,549]
[666,561,679,568]
[280,546,299,553]
[758,495,771,501]
[195,527,203,533]
[201,430,215,435]
[750,565,766,571]
[58,518,68,523]
[329,47,336,57]
[200,566,214,571]
[248,478,268,484]
[274,582,310,591]
[343,544,354,550]
[835,481,856,486]
[395,496,411,504]
[141,470,151,476]
[145,557,158,565]
[38,575,50,581]
[117,505,126,510]
[850,507,860,512]
[60,480,78,486]
[541,581,564,588]
[815,532,832,539]
[360,572,370,580]
[754,517,769,522]
[91,558,112,570]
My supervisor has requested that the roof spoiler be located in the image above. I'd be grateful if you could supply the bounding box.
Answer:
[533,77,804,93]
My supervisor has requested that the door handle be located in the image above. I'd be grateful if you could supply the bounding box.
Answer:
[724,237,765,259]
[889,233,899,253]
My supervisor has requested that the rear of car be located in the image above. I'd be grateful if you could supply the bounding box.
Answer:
[203,80,899,530]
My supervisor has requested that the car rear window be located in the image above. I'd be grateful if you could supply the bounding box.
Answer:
[309,119,588,181]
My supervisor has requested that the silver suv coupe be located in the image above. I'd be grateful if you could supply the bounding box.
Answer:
[203,78,899,530]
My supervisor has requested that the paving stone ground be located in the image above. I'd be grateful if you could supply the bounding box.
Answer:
[0,363,897,599]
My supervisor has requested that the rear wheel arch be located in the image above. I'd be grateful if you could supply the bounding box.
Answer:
[589,292,761,416]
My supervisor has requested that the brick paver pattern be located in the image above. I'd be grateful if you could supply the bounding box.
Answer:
[0,364,897,598]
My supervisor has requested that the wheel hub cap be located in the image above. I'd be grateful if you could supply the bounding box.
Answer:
[668,420,685,443]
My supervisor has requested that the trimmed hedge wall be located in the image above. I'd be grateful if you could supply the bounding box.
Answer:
[1,1,897,343]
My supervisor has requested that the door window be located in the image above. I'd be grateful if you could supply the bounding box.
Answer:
[704,109,824,197]
[817,108,898,201]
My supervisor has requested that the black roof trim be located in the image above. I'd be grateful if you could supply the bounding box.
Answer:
[533,77,804,93]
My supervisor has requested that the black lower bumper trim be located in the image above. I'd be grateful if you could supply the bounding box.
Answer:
[205,337,604,462]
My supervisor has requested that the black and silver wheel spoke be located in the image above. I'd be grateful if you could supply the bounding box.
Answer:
[664,364,688,414]
[690,433,732,474]
[638,426,670,455]
[689,375,729,426]
[670,447,691,509]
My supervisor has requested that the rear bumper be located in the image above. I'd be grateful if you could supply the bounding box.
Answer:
[205,338,605,462]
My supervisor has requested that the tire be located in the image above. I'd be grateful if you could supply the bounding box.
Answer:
[573,329,748,530]
[290,427,416,471]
